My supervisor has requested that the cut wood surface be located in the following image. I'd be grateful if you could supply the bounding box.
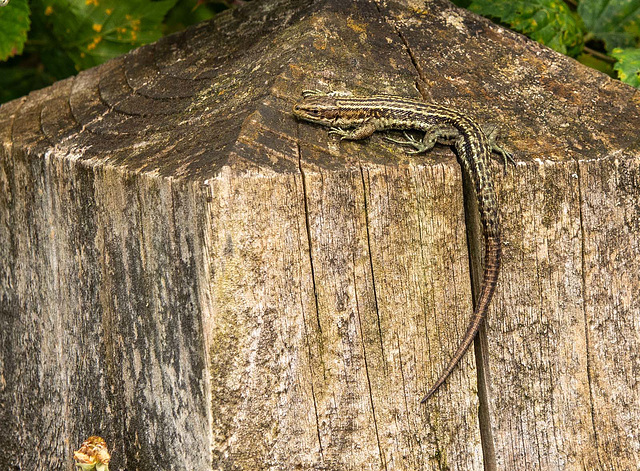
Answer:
[1,0,639,469]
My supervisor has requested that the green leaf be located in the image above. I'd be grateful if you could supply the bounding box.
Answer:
[0,0,30,61]
[32,0,178,71]
[576,53,614,76]
[469,0,585,56]
[578,0,640,52]
[610,47,640,87]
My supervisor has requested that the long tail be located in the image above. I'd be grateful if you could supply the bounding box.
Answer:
[421,235,501,403]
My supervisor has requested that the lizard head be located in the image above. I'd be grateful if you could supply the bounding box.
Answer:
[292,95,341,126]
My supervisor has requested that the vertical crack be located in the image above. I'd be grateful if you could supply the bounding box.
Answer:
[296,141,324,460]
[360,165,387,371]
[298,146,323,334]
[576,160,603,467]
[374,1,429,99]
[395,30,431,100]
[353,257,387,471]
[358,164,387,470]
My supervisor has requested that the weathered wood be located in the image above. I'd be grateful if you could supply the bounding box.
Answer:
[382,1,640,469]
[1,0,639,469]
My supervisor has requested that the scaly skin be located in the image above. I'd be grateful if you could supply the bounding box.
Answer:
[293,90,511,403]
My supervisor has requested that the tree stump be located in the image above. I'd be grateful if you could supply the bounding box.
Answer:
[1,0,639,469]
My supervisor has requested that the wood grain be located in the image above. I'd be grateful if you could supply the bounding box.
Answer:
[1,0,639,469]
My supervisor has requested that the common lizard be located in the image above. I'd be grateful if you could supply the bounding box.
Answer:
[293,90,513,403]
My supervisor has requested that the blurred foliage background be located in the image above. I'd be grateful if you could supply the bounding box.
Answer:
[454,0,640,88]
[0,0,239,103]
[0,0,639,105]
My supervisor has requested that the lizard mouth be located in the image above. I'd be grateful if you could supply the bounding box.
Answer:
[292,105,328,124]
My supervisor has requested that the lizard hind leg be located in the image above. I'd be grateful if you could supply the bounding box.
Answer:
[385,129,439,154]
